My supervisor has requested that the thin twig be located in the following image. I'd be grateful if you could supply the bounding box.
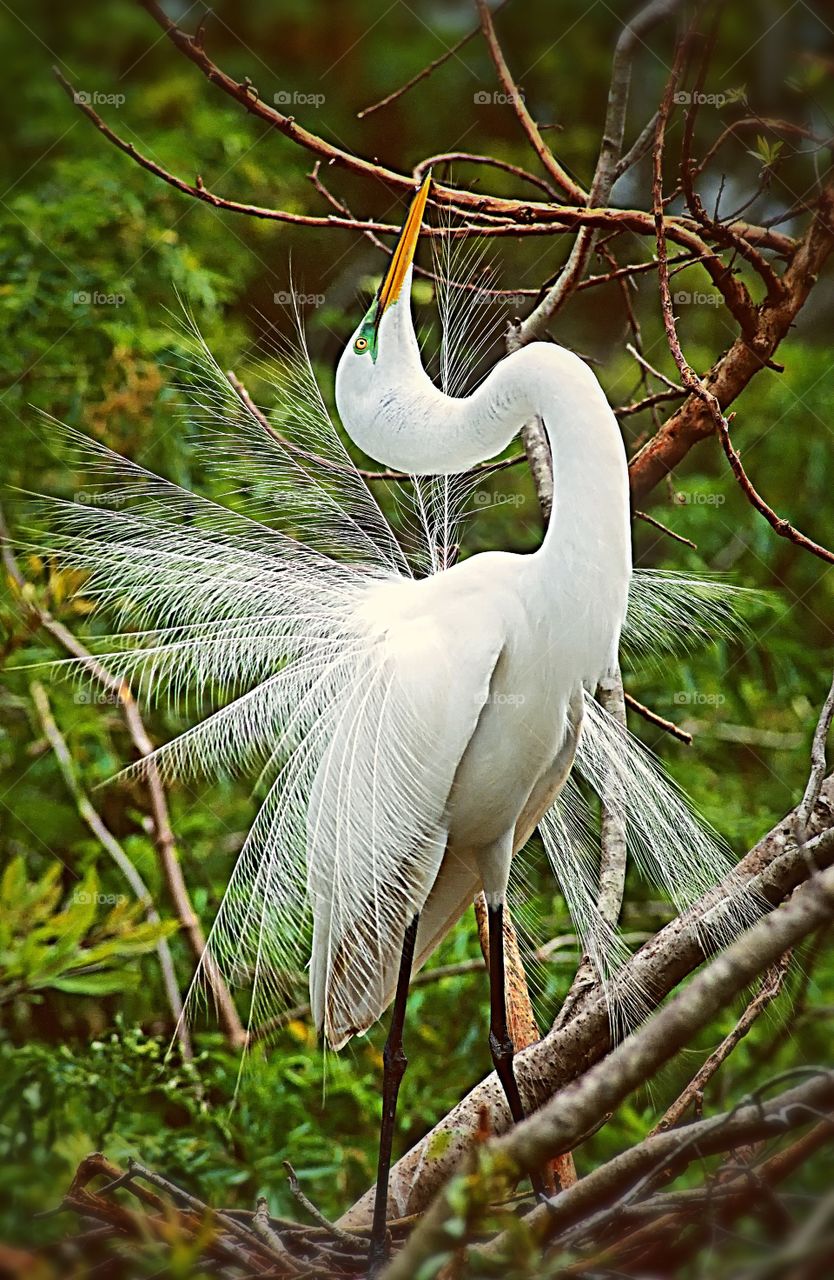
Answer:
[474,0,586,204]
[282,1162,365,1247]
[624,691,693,743]
[633,508,696,549]
[679,26,784,307]
[649,953,791,1134]
[356,0,511,119]
[412,151,558,199]
[626,342,683,392]
[127,1159,297,1268]
[0,504,245,1049]
[513,0,686,341]
[650,47,834,568]
[29,680,191,1058]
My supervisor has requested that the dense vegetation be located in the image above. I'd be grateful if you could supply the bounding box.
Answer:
[1,2,832,1274]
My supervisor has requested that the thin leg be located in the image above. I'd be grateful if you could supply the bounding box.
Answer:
[368,913,419,1275]
[487,899,548,1200]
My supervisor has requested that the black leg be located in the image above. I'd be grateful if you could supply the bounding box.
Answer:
[368,913,419,1276]
[487,900,548,1200]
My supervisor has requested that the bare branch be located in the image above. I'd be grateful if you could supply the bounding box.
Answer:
[382,848,834,1278]
[29,679,190,1058]
[356,0,510,119]
[474,0,586,204]
[629,179,834,502]
[412,151,559,199]
[514,0,685,342]
[626,341,683,392]
[648,53,834,565]
[341,774,834,1227]
[649,953,791,1134]
[484,1069,833,1263]
[624,690,693,743]
[633,508,697,550]
[679,28,784,307]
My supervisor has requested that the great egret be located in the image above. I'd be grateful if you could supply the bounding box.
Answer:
[33,176,755,1273]
[333,174,633,1247]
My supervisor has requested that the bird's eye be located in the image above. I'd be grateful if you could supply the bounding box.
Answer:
[354,337,369,353]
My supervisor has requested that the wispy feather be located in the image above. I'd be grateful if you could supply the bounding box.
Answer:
[24,239,762,1047]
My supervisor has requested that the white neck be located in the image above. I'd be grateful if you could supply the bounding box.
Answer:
[336,295,631,602]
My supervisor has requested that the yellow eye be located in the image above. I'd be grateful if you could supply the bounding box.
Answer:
[354,336,369,353]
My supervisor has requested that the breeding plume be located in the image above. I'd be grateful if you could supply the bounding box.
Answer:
[37,176,753,1269]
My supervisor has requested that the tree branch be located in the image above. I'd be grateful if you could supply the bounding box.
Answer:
[340,772,834,1227]
[474,0,586,204]
[795,667,834,843]
[383,844,834,1277]
[647,47,834,564]
[649,952,790,1135]
[514,0,686,341]
[629,178,834,503]
[29,679,191,1058]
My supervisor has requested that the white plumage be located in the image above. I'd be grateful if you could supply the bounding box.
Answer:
[30,193,755,1061]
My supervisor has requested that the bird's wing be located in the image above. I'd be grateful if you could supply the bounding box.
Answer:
[307,586,506,1048]
[401,699,583,1011]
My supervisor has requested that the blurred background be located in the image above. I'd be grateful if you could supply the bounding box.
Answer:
[1,0,833,1271]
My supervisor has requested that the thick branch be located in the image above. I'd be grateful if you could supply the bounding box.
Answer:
[383,842,834,1277]
[341,773,834,1226]
[483,1070,834,1261]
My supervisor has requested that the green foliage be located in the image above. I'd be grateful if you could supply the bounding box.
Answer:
[1,0,833,1265]
[0,857,174,1008]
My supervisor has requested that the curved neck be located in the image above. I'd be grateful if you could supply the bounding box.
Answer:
[339,310,630,577]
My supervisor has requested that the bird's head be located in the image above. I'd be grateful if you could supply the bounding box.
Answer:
[335,175,432,452]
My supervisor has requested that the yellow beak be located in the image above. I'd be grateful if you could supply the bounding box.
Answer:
[377,174,432,316]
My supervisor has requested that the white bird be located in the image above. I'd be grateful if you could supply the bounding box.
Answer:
[34,175,755,1270]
